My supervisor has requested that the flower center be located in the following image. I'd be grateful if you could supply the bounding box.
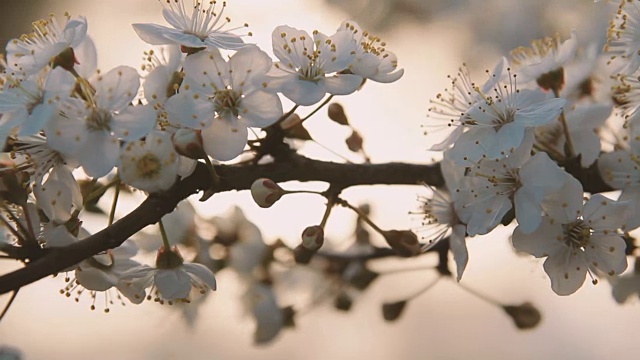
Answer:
[87,108,112,132]
[137,153,162,179]
[562,220,591,249]
[213,88,241,116]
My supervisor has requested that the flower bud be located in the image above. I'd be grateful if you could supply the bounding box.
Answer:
[502,302,542,330]
[345,130,363,152]
[382,300,407,322]
[293,225,325,264]
[301,225,324,251]
[327,103,349,125]
[172,128,206,160]
[334,291,353,311]
[250,178,285,208]
[382,230,421,257]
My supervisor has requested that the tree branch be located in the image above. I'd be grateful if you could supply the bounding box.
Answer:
[0,154,443,294]
[0,151,613,295]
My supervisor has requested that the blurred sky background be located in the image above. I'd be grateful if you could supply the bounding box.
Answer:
[1,0,640,359]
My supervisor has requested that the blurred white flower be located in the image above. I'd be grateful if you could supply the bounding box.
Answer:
[534,103,611,167]
[338,20,404,83]
[513,194,630,296]
[510,30,578,88]
[120,246,217,302]
[132,0,247,51]
[606,0,640,75]
[211,206,267,276]
[243,282,285,344]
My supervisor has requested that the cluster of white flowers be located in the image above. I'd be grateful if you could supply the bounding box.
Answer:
[421,5,640,296]
[0,0,404,310]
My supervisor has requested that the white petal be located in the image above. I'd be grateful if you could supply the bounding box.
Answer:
[182,263,217,290]
[93,66,140,112]
[515,98,565,127]
[322,74,362,96]
[450,224,468,282]
[239,90,282,128]
[112,105,157,141]
[132,23,174,45]
[543,247,587,296]
[78,131,119,178]
[585,235,628,276]
[75,267,117,291]
[512,217,564,257]
[155,269,192,300]
[202,115,248,161]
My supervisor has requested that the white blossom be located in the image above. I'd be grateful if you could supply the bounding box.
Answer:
[166,46,282,161]
[5,13,87,74]
[513,194,630,296]
[46,66,156,177]
[605,0,640,75]
[132,0,247,51]
[0,67,76,142]
[120,246,217,302]
[267,25,361,106]
[118,130,178,192]
[337,20,404,83]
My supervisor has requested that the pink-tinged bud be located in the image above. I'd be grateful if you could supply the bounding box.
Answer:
[301,225,324,251]
[382,230,421,257]
[280,113,302,130]
[345,130,363,152]
[294,225,325,264]
[250,178,285,208]
[327,103,349,125]
[172,128,206,159]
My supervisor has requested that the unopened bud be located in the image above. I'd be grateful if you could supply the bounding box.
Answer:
[382,230,421,257]
[334,291,353,311]
[502,302,542,330]
[382,300,407,322]
[172,128,206,159]
[327,103,349,125]
[345,130,363,152]
[301,225,324,251]
[250,178,285,208]
[294,225,324,264]
[280,113,302,130]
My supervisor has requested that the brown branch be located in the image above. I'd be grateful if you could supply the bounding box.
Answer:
[0,151,613,295]
[0,154,443,294]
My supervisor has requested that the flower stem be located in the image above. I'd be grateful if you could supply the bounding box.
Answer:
[552,88,575,158]
[455,281,501,307]
[108,179,121,226]
[301,95,334,122]
[158,219,171,249]
[339,199,385,234]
